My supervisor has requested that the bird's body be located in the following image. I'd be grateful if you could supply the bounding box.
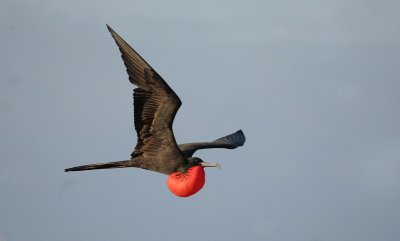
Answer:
[65,25,246,197]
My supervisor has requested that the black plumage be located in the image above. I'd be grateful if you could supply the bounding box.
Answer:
[65,25,245,175]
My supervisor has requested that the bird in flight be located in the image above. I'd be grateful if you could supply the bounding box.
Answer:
[65,25,246,197]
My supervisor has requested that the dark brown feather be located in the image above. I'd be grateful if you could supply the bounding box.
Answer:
[107,25,184,174]
[179,130,246,157]
[64,26,246,175]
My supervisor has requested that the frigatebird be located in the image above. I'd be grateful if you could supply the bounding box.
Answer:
[65,25,246,197]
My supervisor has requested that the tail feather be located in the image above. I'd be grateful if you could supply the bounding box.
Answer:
[65,160,132,172]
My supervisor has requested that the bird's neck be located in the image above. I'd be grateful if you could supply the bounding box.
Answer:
[166,166,205,197]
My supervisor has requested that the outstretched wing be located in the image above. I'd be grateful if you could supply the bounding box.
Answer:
[178,130,246,157]
[107,25,184,174]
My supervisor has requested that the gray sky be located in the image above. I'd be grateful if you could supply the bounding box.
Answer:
[1,0,400,240]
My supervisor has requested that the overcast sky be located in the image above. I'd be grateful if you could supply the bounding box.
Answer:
[1,0,400,241]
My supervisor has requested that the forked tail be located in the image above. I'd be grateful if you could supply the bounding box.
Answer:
[65,160,132,172]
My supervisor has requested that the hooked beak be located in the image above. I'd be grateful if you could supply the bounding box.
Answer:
[200,161,221,169]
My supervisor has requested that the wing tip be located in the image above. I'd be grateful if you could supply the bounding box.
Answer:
[236,129,246,146]
[106,24,120,41]
[213,129,246,146]
[106,24,114,33]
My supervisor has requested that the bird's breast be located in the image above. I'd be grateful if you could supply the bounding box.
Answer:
[166,166,205,197]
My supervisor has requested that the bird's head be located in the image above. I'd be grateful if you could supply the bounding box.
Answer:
[186,157,221,169]
[167,157,220,197]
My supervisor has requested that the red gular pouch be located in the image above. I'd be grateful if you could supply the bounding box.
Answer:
[167,166,205,197]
